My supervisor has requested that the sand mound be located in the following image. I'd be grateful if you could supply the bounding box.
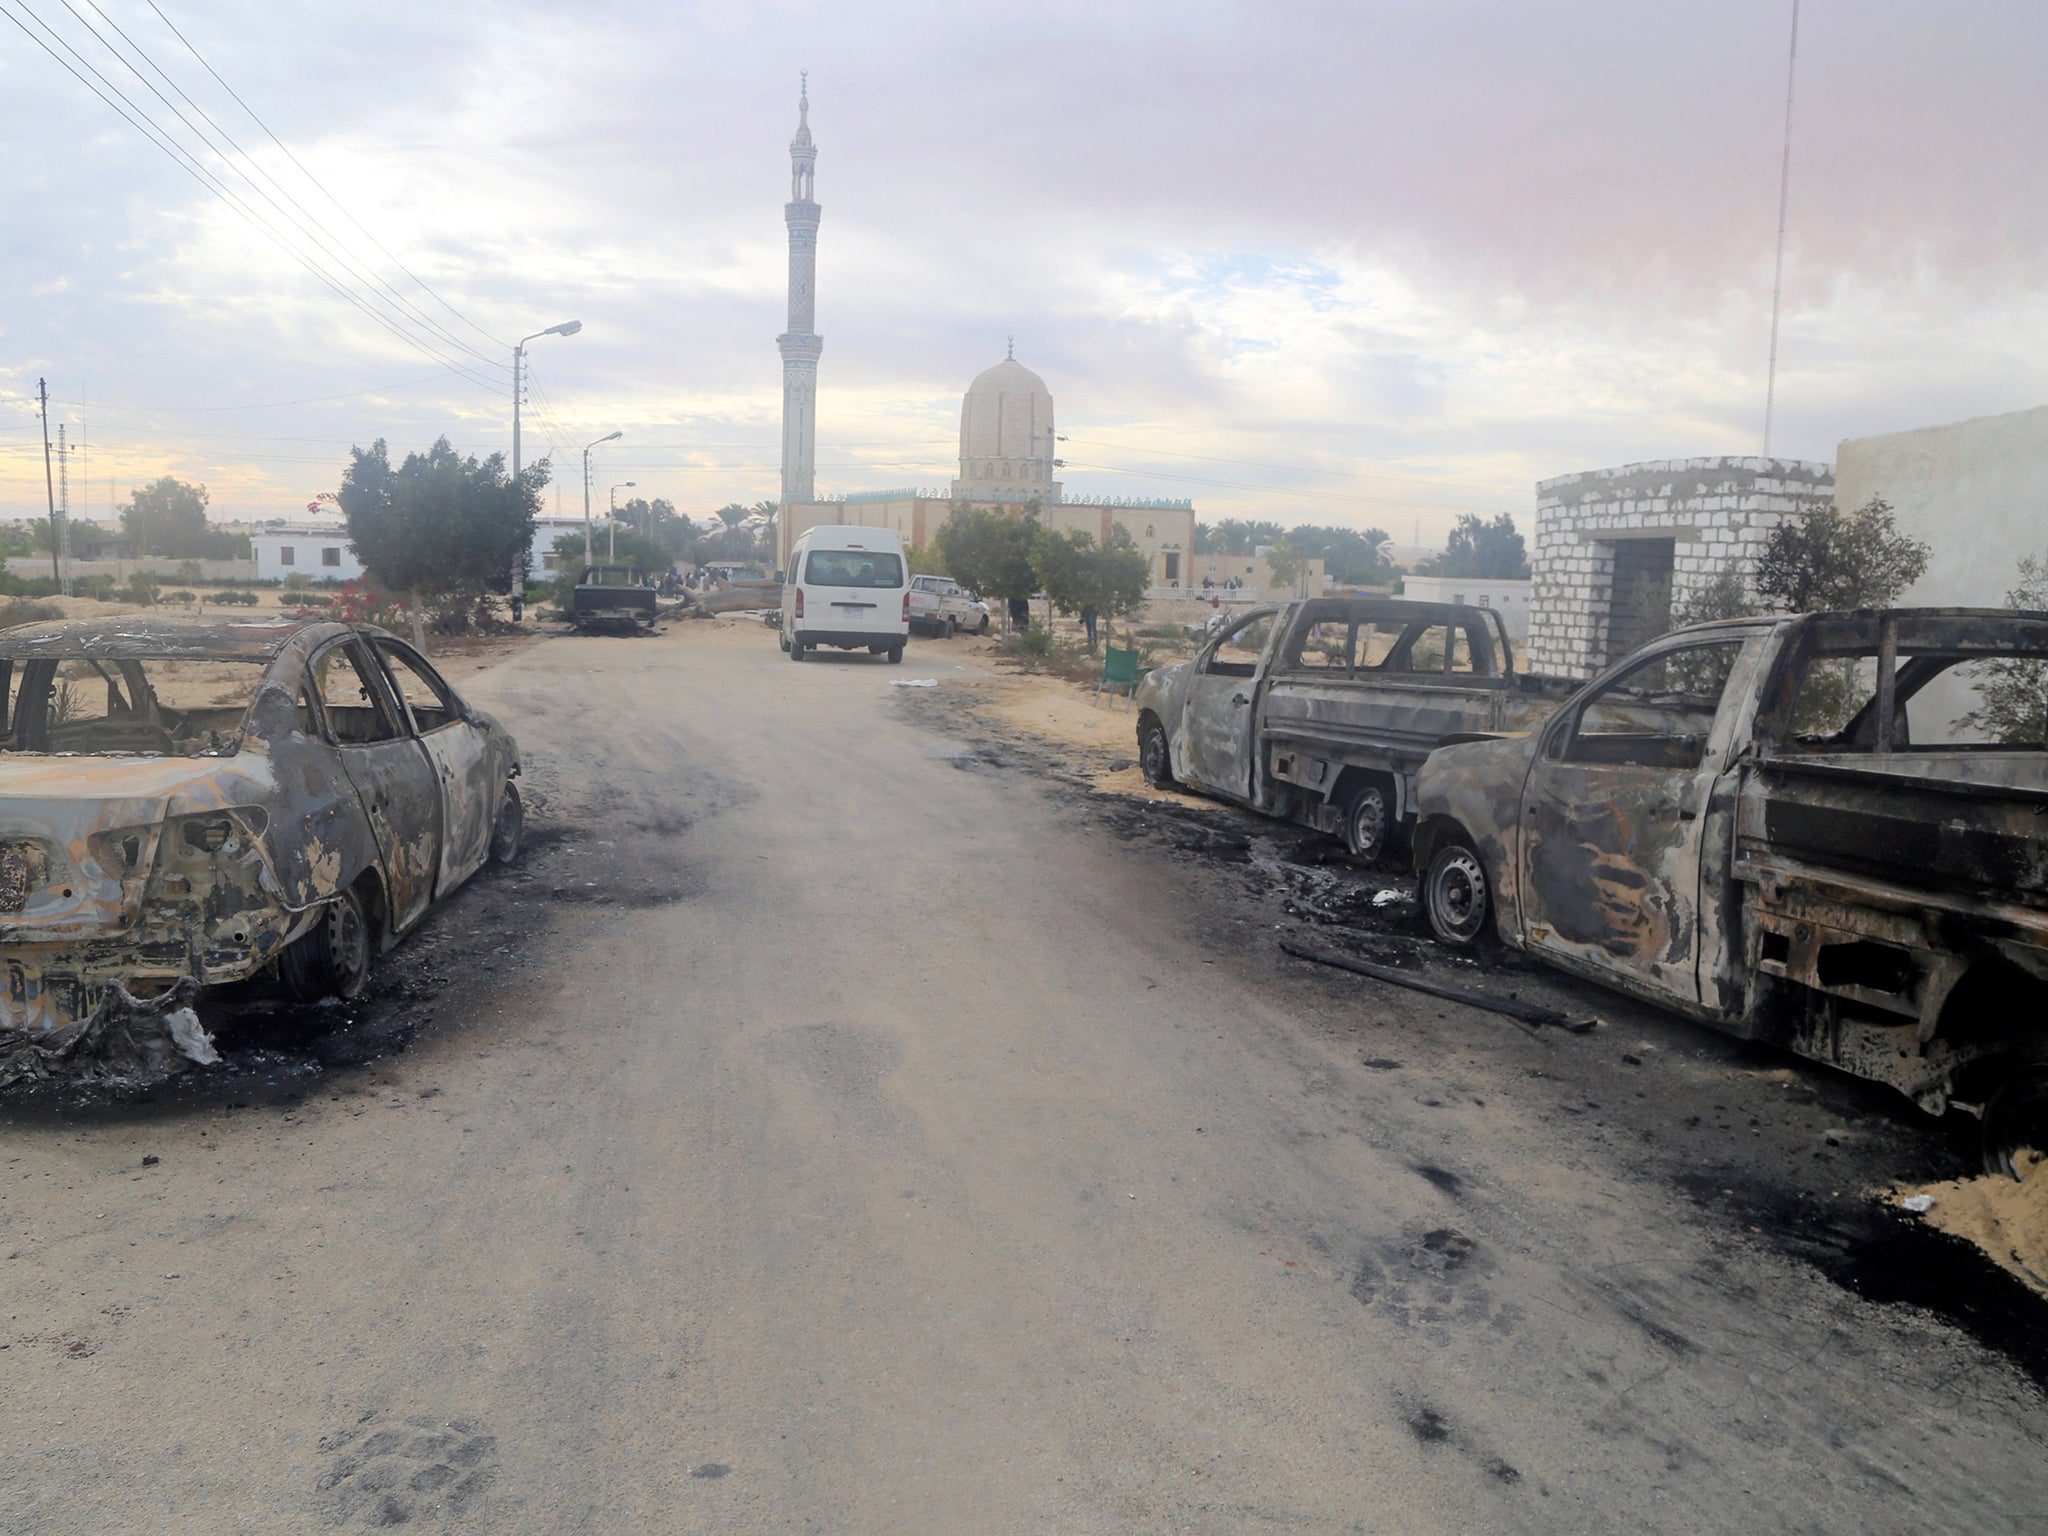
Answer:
[1896,1152,2048,1298]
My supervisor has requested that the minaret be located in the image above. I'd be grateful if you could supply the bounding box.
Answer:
[777,73,822,508]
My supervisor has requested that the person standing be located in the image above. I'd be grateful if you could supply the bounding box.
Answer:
[1081,603,1099,646]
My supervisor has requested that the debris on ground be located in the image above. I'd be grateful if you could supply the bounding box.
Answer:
[891,678,939,687]
[1279,940,1600,1036]
[1897,1164,2048,1298]
[0,977,214,1090]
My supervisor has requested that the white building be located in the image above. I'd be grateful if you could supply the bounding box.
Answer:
[1833,403,2048,608]
[253,524,361,583]
[1528,456,1833,679]
[1399,574,1533,643]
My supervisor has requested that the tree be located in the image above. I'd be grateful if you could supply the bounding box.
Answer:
[1421,513,1528,580]
[336,437,544,649]
[1029,524,1151,649]
[1959,553,2048,745]
[1264,536,1307,596]
[1282,524,1391,586]
[1753,496,1930,613]
[121,477,212,559]
[934,502,1040,628]
[712,502,750,529]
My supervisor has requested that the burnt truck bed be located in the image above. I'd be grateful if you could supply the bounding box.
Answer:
[570,567,658,632]
[1136,596,1577,861]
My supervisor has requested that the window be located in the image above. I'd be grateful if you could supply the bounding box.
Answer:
[311,643,401,744]
[321,547,342,567]
[1163,552,1180,582]
[1560,639,1745,770]
[1402,623,1481,674]
[1203,613,1273,678]
[373,639,458,731]
[1,656,266,756]
[804,550,904,588]
[1777,614,2048,750]
[1478,595,1489,607]
[279,546,296,567]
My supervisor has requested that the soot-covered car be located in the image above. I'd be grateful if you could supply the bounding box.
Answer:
[0,618,521,1083]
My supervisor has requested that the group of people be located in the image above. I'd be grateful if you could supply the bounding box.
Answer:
[1201,575,1247,592]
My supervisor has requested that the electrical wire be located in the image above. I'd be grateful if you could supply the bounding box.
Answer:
[65,0,505,370]
[0,1,502,392]
[50,369,473,413]
[146,0,508,357]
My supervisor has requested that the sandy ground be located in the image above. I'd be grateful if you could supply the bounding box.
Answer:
[2,616,2045,1533]
[1901,1159,2048,1297]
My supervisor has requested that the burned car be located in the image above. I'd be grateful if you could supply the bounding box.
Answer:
[1411,608,2048,1173]
[0,618,521,1082]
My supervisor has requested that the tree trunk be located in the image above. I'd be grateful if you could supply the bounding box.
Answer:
[410,586,427,653]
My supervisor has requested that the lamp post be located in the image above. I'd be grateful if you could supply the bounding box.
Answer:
[512,320,580,596]
[582,431,622,572]
[609,482,636,561]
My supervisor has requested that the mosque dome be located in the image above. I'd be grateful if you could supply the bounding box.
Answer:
[956,353,1060,502]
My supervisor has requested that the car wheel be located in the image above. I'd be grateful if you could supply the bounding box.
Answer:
[942,617,956,640]
[1982,1063,2048,1180]
[977,616,990,635]
[1342,782,1393,864]
[779,631,790,652]
[1423,838,1493,948]
[280,884,373,1003]
[888,645,904,664]
[789,636,806,661]
[1138,717,1175,789]
[489,783,524,864]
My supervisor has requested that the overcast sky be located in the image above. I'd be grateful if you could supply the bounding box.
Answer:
[4,0,2046,543]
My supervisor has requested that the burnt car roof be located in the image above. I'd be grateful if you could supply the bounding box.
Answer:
[0,617,352,660]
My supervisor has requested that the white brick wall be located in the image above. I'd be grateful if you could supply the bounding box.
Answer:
[1527,456,1833,679]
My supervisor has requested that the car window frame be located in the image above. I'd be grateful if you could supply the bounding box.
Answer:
[307,637,407,746]
[369,636,464,736]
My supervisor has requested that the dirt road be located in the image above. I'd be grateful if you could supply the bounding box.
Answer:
[3,621,2043,1533]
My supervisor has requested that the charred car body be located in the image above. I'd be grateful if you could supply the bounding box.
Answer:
[0,619,521,1075]
[569,565,659,633]
[1411,608,2048,1170]
[1133,598,1577,860]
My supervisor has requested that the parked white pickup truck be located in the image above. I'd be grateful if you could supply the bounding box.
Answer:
[906,575,991,638]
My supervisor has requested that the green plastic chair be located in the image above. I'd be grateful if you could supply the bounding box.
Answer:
[1094,643,1147,708]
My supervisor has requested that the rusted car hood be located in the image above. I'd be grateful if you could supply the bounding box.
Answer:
[0,753,279,942]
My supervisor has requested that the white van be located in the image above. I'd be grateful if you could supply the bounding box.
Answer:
[780,525,911,663]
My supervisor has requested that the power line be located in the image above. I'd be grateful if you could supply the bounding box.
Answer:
[1059,460,1522,514]
[47,368,472,412]
[1762,0,1800,456]
[1065,436,1521,499]
[64,0,505,371]
[145,0,508,357]
[0,0,503,391]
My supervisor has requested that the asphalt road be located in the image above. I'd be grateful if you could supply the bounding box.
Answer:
[2,623,2044,1534]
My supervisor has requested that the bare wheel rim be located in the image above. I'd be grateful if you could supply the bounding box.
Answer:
[1427,845,1489,945]
[1140,722,1171,785]
[328,892,370,997]
[491,786,524,863]
[1346,786,1390,861]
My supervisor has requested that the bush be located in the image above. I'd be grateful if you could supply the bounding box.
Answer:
[212,590,259,606]
[77,575,117,599]
[0,575,58,598]
[162,590,195,603]
[117,583,160,606]
[0,598,64,628]
[1013,623,1055,658]
[278,591,334,607]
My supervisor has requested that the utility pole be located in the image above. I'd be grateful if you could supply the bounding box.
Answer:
[1762,0,1801,458]
[37,380,60,589]
[56,425,72,595]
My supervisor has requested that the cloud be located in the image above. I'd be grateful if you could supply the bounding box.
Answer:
[3,0,2046,548]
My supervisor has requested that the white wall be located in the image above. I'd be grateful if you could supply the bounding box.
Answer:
[1833,404,2048,607]
[1399,575,1532,641]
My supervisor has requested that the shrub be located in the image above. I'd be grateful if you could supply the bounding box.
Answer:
[278,590,334,607]
[1014,623,1055,659]
[162,590,195,603]
[0,598,64,628]
[77,574,117,599]
[212,590,259,606]
[117,582,160,606]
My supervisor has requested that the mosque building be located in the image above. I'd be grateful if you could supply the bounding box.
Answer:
[771,82,1315,599]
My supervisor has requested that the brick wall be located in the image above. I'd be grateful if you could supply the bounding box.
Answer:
[1527,456,1833,678]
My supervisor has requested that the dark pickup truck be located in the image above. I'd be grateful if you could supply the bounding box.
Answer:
[569,566,658,634]
[1412,608,2048,1173]
[1133,597,1578,860]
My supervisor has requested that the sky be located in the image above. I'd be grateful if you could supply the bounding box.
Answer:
[4,0,2047,546]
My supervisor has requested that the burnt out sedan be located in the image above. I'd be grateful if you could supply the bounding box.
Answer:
[0,618,521,1071]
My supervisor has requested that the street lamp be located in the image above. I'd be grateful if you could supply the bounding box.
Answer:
[513,321,582,481]
[583,431,622,571]
[608,482,636,561]
[512,321,581,595]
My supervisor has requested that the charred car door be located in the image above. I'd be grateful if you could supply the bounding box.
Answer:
[370,637,494,895]
[308,638,441,932]
[1179,609,1276,800]
[1515,634,1761,1004]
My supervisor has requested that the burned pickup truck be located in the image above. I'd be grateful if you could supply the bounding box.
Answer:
[1411,608,2048,1172]
[0,618,522,1086]
[1133,597,1576,860]
[569,565,659,633]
